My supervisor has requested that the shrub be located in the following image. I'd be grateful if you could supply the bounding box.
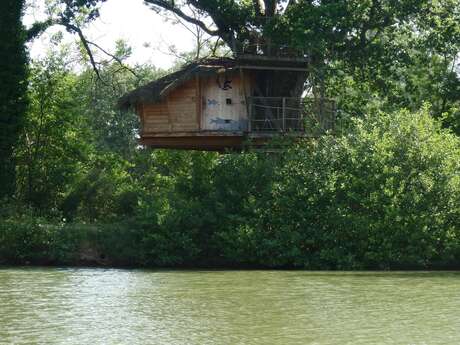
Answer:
[260,107,460,268]
[1,108,459,269]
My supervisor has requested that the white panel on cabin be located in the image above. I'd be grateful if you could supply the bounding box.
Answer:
[201,73,248,131]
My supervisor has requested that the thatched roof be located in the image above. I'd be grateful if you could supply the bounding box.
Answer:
[118,57,237,110]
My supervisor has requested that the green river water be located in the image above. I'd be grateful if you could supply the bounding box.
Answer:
[0,268,459,345]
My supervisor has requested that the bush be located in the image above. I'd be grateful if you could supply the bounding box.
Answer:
[2,108,459,269]
[259,107,460,268]
[0,214,87,265]
[0,215,56,264]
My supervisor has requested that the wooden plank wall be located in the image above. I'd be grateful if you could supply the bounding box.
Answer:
[168,79,199,132]
[141,79,198,134]
[142,102,171,132]
[139,73,254,135]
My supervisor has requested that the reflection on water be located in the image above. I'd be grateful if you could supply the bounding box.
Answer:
[0,268,459,344]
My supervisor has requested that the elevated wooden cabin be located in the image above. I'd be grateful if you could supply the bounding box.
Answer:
[119,58,335,150]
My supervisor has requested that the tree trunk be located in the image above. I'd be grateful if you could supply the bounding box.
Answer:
[0,0,28,199]
[253,70,308,98]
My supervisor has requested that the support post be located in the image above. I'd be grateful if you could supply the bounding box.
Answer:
[248,97,252,133]
[196,75,201,131]
[239,67,250,132]
[282,97,286,132]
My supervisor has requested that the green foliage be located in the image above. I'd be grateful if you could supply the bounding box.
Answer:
[322,0,460,134]
[15,50,90,211]
[13,44,164,217]
[2,107,460,269]
[0,0,28,198]
[61,153,138,221]
[260,107,460,269]
[74,51,162,157]
[6,2,460,269]
[0,208,83,265]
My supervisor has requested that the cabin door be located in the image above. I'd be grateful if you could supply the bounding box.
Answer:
[201,74,248,131]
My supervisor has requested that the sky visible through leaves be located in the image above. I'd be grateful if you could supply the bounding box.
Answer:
[24,0,197,68]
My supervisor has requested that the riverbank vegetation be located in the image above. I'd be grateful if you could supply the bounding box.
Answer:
[1,0,460,269]
[1,98,459,268]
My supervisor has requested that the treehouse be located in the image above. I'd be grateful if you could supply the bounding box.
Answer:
[119,57,336,151]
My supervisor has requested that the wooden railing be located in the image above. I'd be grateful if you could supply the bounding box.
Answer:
[237,43,307,59]
[232,36,308,60]
[247,97,336,135]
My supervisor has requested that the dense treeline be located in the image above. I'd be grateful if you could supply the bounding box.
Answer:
[1,0,460,269]
[1,50,459,268]
[1,108,459,268]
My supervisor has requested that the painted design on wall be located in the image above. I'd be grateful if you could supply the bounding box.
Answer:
[210,117,233,125]
[202,73,248,131]
[222,79,233,90]
[210,117,243,131]
[207,99,219,106]
[216,75,233,90]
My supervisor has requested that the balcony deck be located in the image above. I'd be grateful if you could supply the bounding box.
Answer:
[247,97,336,136]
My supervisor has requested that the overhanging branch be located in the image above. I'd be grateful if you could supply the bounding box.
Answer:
[144,0,220,37]
[28,19,140,82]
[26,19,59,41]
[66,23,103,81]
[85,39,140,78]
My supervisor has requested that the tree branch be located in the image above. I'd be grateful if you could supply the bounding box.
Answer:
[26,19,59,41]
[29,17,139,82]
[85,39,140,78]
[65,23,103,81]
[144,0,220,37]
[146,0,237,50]
[264,0,277,16]
[252,0,262,16]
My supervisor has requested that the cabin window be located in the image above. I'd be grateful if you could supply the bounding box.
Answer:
[226,98,232,105]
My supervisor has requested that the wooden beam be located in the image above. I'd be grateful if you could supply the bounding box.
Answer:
[142,130,244,137]
[166,97,173,132]
[236,54,310,64]
[239,67,251,132]
[239,65,309,72]
[139,103,146,134]
[140,135,245,151]
[196,75,201,130]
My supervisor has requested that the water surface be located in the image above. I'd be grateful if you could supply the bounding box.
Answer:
[0,268,459,344]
